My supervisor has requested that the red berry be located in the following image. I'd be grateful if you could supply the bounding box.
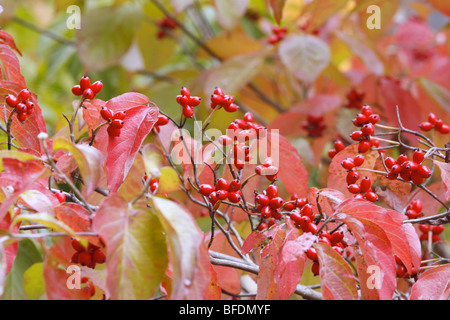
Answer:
[341,158,355,170]
[432,225,444,235]
[71,238,85,252]
[111,119,125,129]
[229,179,241,192]
[368,114,380,124]
[83,88,95,99]
[79,76,91,90]
[358,140,372,153]
[100,107,113,121]
[78,252,92,266]
[156,115,169,126]
[90,80,103,94]
[346,170,360,184]
[328,149,337,158]
[216,190,228,201]
[199,184,215,196]
[55,191,66,204]
[266,185,279,198]
[256,194,270,206]
[215,178,229,191]
[112,111,126,120]
[353,154,365,167]
[227,192,241,203]
[183,106,194,118]
[269,197,284,209]
[412,149,425,164]
[361,123,375,136]
[5,94,18,107]
[311,261,320,276]
[300,203,314,220]
[306,247,318,261]
[365,191,379,202]
[419,121,433,131]
[92,249,106,264]
[347,184,361,194]
[428,112,437,125]
[418,224,430,233]
[17,112,27,122]
[361,105,373,116]
[438,124,450,134]
[107,125,121,138]
[18,89,30,101]
[416,165,432,178]
[359,176,371,192]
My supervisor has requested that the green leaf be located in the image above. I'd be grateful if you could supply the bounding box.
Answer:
[76,2,143,72]
[12,213,78,240]
[92,195,167,300]
[151,196,208,299]
[23,262,45,300]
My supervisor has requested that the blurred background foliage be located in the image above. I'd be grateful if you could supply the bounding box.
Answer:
[0,0,449,152]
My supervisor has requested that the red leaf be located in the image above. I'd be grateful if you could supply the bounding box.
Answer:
[0,30,22,56]
[434,161,450,201]
[274,232,316,300]
[410,264,450,300]
[0,158,49,222]
[105,103,159,193]
[335,198,421,274]
[313,242,358,300]
[336,213,397,300]
[269,0,286,24]
[266,132,308,197]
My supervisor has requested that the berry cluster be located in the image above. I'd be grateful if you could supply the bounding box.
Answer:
[199,178,242,206]
[255,184,284,221]
[70,238,106,269]
[210,87,238,112]
[227,112,265,136]
[72,76,103,100]
[418,224,445,243]
[176,87,201,118]
[384,150,431,185]
[255,157,278,181]
[154,114,169,133]
[419,112,449,134]
[156,16,177,39]
[344,88,365,109]
[81,277,96,298]
[301,114,326,137]
[305,229,347,276]
[268,26,287,44]
[328,139,345,159]
[100,106,126,138]
[339,154,379,202]
[144,175,159,193]
[395,255,418,279]
[350,105,380,153]
[5,88,34,123]
[404,200,423,219]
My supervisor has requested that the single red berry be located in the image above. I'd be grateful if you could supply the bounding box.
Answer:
[416,165,432,178]
[111,119,125,129]
[156,115,169,126]
[256,194,270,206]
[18,89,30,101]
[328,149,337,158]
[341,158,355,171]
[359,176,371,192]
[418,224,430,233]
[334,141,344,151]
[348,184,361,194]
[419,121,433,131]
[78,252,92,266]
[365,191,379,202]
[266,185,279,199]
[358,140,372,153]
[269,197,284,209]
[306,247,318,261]
[100,107,113,121]
[311,261,320,276]
[83,88,95,99]
[300,203,314,220]
[432,225,445,235]
[183,106,194,118]
[90,80,103,95]
[55,191,66,204]
[79,76,91,91]
[361,105,373,116]
[306,222,319,234]
[353,154,365,167]
[368,114,380,124]
[215,178,229,191]
[361,123,375,136]
[92,249,106,264]
[5,94,18,107]
[107,125,121,138]
[229,179,241,192]
[396,154,408,165]
[199,184,215,196]
[216,190,229,201]
[412,149,425,164]
[428,112,437,125]
[346,170,360,184]
[438,124,450,134]
[227,191,241,203]
[17,112,27,122]
[112,111,126,120]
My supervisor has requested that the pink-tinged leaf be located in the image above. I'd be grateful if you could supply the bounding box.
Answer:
[0,158,50,222]
[274,232,316,300]
[266,132,309,197]
[336,213,396,300]
[92,195,168,300]
[151,196,210,300]
[313,242,358,300]
[53,138,104,196]
[0,30,22,56]
[43,238,91,300]
[82,99,105,135]
[55,203,101,247]
[335,198,421,274]
[270,0,286,24]
[0,212,19,276]
[410,264,450,300]
[379,77,423,133]
[278,34,331,84]
[434,161,450,201]
[106,104,159,193]
[0,43,26,87]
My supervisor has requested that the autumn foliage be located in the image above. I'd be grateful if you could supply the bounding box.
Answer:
[0,1,450,301]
